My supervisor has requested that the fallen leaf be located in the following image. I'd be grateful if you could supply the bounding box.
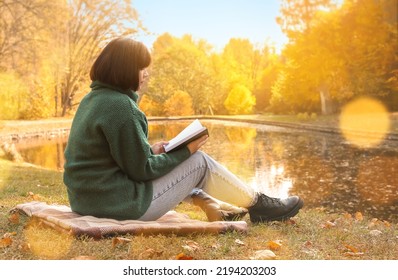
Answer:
[176,252,193,260]
[8,211,20,224]
[321,221,336,228]
[266,240,282,251]
[0,237,12,248]
[355,212,363,221]
[234,239,245,246]
[383,221,391,227]
[250,250,276,260]
[112,237,132,248]
[343,213,352,220]
[344,244,359,253]
[27,191,40,201]
[182,240,200,251]
[3,232,17,237]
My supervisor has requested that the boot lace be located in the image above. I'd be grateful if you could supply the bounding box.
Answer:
[259,194,283,207]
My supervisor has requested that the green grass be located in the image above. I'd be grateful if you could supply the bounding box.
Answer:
[1,158,397,260]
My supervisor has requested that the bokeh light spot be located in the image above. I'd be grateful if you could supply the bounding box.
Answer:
[24,218,73,259]
[339,97,390,148]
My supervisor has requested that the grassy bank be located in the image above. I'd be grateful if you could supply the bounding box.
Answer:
[0,159,397,260]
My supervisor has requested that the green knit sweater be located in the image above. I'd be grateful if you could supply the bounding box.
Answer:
[63,81,191,220]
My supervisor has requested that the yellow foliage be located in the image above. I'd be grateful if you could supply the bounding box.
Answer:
[0,72,29,120]
[163,90,194,116]
[224,84,256,114]
[139,95,164,116]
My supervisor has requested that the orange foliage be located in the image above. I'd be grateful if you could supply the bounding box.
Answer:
[164,90,194,116]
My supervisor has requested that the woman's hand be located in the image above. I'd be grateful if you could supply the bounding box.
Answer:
[187,135,208,154]
[151,141,168,155]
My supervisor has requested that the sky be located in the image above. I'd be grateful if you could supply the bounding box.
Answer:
[132,0,288,52]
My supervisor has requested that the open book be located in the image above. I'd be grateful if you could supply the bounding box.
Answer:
[163,119,208,153]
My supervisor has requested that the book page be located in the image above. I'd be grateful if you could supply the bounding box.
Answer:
[164,119,205,152]
[167,119,203,147]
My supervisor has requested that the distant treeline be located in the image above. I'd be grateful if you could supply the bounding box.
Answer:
[0,0,397,120]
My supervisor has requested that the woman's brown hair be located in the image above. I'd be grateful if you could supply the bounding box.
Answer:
[90,37,151,91]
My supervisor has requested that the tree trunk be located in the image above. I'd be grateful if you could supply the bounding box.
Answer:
[319,84,334,115]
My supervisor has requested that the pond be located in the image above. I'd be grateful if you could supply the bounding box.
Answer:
[14,119,398,223]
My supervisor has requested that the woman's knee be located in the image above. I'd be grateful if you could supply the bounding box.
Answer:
[190,150,207,162]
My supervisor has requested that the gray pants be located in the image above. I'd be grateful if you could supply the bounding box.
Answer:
[138,151,256,221]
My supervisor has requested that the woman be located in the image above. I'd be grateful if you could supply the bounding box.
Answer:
[63,37,304,223]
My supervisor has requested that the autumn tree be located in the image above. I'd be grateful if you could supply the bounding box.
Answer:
[253,47,281,112]
[139,95,163,116]
[0,72,29,119]
[0,0,145,119]
[272,8,345,114]
[0,0,53,68]
[224,84,256,114]
[56,0,144,116]
[337,0,398,109]
[0,0,63,119]
[219,38,268,114]
[272,0,398,114]
[147,34,218,114]
[163,90,194,116]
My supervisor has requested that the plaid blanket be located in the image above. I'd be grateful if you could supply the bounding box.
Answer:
[15,201,247,239]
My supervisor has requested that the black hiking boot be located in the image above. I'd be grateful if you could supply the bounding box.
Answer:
[248,193,304,223]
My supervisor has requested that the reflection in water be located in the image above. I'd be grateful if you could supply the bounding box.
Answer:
[14,120,398,222]
[17,137,68,171]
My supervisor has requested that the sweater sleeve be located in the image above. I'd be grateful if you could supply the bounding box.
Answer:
[105,106,191,182]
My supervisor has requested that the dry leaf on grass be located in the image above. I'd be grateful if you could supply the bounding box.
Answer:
[343,213,352,220]
[344,243,359,253]
[176,252,193,260]
[343,243,364,257]
[27,191,41,201]
[355,212,363,221]
[344,251,364,257]
[0,237,12,248]
[234,239,245,246]
[112,237,132,248]
[8,211,20,224]
[250,250,276,260]
[383,221,391,227]
[182,240,200,252]
[321,220,336,229]
[0,233,16,247]
[266,240,282,251]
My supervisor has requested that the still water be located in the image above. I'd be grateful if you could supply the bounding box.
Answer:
[15,119,398,222]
